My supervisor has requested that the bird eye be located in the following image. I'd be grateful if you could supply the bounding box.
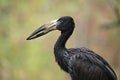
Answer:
[60,20,63,23]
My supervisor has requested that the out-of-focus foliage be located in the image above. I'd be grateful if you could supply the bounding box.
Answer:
[0,0,120,80]
[0,0,80,80]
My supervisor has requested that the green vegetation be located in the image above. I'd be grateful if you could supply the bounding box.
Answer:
[0,0,80,80]
[0,0,120,80]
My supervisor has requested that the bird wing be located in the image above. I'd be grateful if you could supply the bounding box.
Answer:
[68,47,117,80]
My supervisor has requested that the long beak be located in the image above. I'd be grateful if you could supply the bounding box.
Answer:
[27,19,59,40]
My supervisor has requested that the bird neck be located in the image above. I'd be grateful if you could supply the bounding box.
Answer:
[54,29,73,72]
[54,29,73,50]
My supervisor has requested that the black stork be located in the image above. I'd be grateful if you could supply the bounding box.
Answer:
[27,16,117,80]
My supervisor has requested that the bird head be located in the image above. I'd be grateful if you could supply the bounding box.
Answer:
[26,16,75,40]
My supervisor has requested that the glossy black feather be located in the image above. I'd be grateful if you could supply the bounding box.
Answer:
[53,16,117,80]
[67,48,117,80]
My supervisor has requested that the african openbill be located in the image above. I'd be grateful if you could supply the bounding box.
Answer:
[27,16,117,80]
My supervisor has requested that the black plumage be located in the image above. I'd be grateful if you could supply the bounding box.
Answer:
[27,16,117,80]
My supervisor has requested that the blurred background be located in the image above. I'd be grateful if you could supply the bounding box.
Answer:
[0,0,120,80]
